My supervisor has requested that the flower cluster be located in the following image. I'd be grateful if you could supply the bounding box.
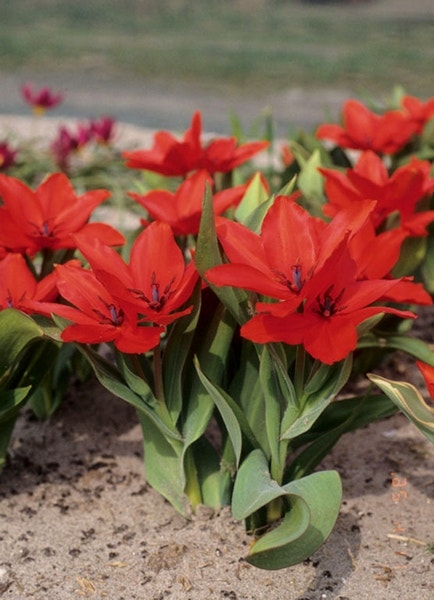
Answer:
[1,89,434,571]
[50,116,116,170]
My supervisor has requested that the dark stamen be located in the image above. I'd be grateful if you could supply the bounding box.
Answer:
[315,285,346,318]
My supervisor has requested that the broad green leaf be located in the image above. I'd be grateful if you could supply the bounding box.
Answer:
[275,175,297,198]
[259,347,285,477]
[285,393,396,480]
[182,305,236,445]
[116,353,158,408]
[392,236,427,278]
[31,314,63,342]
[247,470,342,570]
[192,437,231,509]
[229,342,269,454]
[232,449,342,569]
[358,335,434,366]
[0,386,32,422]
[194,357,242,467]
[162,283,202,420]
[368,374,434,443]
[235,172,269,225]
[0,309,43,378]
[77,345,182,442]
[195,184,249,324]
[232,449,284,520]
[297,149,325,216]
[137,412,187,515]
[243,194,274,233]
[281,356,352,440]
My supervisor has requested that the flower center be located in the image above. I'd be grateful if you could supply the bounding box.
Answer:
[275,263,304,293]
[93,300,124,326]
[314,285,346,318]
[29,219,55,239]
[130,272,176,312]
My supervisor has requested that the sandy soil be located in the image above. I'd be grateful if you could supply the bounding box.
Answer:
[0,114,433,599]
[1,381,433,600]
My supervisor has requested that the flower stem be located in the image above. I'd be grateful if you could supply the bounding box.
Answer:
[153,341,165,404]
[294,344,306,399]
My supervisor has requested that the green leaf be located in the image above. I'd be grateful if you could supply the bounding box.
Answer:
[392,236,427,278]
[242,195,275,234]
[285,393,396,480]
[32,314,63,342]
[247,470,342,570]
[116,353,158,408]
[137,411,187,515]
[195,183,249,324]
[232,449,284,520]
[275,175,297,198]
[234,172,269,225]
[162,282,202,421]
[296,149,325,217]
[77,345,182,442]
[0,386,32,422]
[194,357,242,467]
[192,437,231,509]
[232,449,342,569]
[229,342,269,454]
[358,335,434,366]
[281,356,352,440]
[179,306,237,505]
[259,347,285,476]
[0,309,43,379]
[368,374,434,443]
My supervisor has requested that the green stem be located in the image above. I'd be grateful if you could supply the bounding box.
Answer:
[294,344,306,399]
[153,340,165,404]
[130,353,148,383]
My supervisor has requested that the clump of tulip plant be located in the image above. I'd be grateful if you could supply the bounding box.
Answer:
[1,86,433,570]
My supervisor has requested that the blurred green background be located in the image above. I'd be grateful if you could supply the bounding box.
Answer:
[1,0,433,132]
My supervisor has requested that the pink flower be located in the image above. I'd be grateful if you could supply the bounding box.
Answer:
[0,141,17,171]
[89,116,116,144]
[21,83,63,115]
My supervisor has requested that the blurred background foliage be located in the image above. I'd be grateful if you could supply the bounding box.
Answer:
[1,0,433,96]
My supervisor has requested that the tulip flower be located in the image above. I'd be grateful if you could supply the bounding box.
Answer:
[239,240,416,364]
[316,99,415,154]
[21,83,63,115]
[205,194,376,317]
[31,262,163,353]
[129,169,248,236]
[89,116,116,145]
[400,94,434,135]
[0,172,124,256]
[73,221,199,326]
[319,150,434,233]
[123,111,269,177]
[0,253,58,314]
